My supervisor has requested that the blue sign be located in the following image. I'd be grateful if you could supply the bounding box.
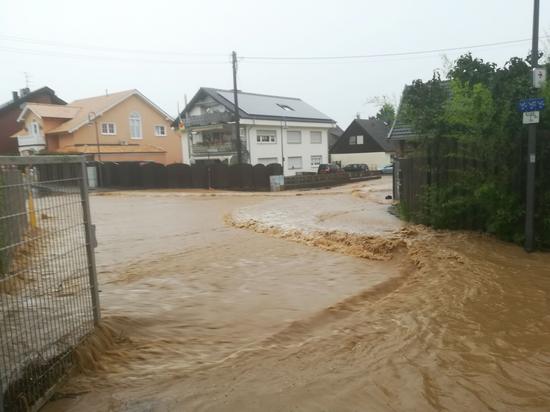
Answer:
[518,98,545,112]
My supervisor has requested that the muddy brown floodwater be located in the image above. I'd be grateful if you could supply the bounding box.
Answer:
[44,178,550,412]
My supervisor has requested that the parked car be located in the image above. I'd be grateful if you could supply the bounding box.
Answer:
[343,163,369,173]
[317,163,341,174]
[381,164,394,175]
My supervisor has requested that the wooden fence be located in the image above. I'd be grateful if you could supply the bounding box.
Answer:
[96,162,284,190]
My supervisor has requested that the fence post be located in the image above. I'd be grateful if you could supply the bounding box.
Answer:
[0,375,4,412]
[79,157,101,324]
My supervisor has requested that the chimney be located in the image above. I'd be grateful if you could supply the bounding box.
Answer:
[12,91,18,101]
[19,88,30,97]
[356,112,361,119]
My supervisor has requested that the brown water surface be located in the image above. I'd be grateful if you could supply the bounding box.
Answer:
[44,180,550,412]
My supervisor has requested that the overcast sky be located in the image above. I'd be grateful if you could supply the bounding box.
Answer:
[1,0,549,126]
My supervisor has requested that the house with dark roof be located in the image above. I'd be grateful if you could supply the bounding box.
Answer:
[0,87,66,154]
[177,87,336,175]
[12,89,183,164]
[330,118,395,170]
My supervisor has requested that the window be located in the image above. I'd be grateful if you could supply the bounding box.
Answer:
[288,156,303,170]
[154,125,166,136]
[31,121,39,136]
[256,130,276,144]
[101,122,116,135]
[310,131,322,144]
[349,136,357,145]
[311,155,322,167]
[277,103,295,111]
[240,127,246,138]
[287,130,302,144]
[258,157,278,165]
[357,135,364,144]
[129,112,142,139]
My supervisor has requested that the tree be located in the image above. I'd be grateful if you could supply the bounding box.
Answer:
[375,103,396,124]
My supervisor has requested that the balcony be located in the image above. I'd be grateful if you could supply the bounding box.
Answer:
[192,141,238,156]
[184,112,234,128]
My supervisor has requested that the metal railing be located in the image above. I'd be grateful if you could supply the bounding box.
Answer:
[184,112,234,127]
[0,155,99,412]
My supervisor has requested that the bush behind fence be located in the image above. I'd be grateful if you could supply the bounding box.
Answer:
[398,132,550,248]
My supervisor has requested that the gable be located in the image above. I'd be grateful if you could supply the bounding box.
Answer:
[331,120,393,154]
[48,90,172,134]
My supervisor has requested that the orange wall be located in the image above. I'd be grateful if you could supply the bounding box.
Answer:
[94,152,167,163]
[63,94,181,164]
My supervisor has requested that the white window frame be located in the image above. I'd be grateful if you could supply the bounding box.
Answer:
[101,122,117,135]
[154,125,167,137]
[310,131,322,144]
[288,156,303,170]
[349,136,357,145]
[287,130,302,144]
[129,112,142,139]
[256,130,277,144]
[311,155,322,167]
[356,135,364,144]
[31,121,40,136]
[257,157,278,165]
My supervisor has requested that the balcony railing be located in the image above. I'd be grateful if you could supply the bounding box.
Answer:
[184,112,234,128]
[192,141,238,156]
[191,138,249,156]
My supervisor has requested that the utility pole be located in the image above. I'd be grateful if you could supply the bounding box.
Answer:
[88,112,102,187]
[232,51,242,164]
[524,0,540,252]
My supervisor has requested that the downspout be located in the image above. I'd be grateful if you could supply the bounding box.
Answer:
[280,119,285,174]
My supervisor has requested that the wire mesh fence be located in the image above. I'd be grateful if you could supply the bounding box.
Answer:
[0,156,99,412]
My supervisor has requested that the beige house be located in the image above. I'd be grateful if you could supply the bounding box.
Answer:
[12,89,186,164]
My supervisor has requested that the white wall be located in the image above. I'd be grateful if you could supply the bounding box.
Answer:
[17,116,46,154]
[246,121,330,176]
[331,152,392,170]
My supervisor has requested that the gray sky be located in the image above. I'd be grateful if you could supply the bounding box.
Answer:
[1,0,549,127]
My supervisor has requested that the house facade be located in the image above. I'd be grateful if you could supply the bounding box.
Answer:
[0,87,66,155]
[12,89,185,165]
[330,118,394,170]
[178,88,335,175]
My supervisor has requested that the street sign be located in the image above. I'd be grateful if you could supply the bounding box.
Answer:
[523,111,540,124]
[533,67,547,89]
[518,98,545,112]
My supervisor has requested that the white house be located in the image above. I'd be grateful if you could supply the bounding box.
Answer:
[177,88,336,176]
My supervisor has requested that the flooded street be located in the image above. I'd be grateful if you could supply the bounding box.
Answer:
[44,178,550,411]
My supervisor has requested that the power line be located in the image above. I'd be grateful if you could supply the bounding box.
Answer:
[0,45,231,65]
[241,36,550,61]
[0,34,228,57]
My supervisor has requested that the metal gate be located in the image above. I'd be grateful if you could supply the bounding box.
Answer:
[0,156,100,412]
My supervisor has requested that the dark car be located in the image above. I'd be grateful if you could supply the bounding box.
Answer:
[381,164,394,175]
[343,163,369,173]
[317,163,341,174]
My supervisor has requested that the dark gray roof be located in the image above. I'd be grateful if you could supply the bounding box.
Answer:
[330,118,395,154]
[0,87,66,114]
[388,81,451,141]
[355,119,395,152]
[182,87,334,123]
[387,119,418,141]
[328,126,344,150]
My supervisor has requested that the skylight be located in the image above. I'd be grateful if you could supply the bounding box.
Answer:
[277,103,295,111]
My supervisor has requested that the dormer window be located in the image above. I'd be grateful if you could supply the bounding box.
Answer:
[277,103,295,111]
